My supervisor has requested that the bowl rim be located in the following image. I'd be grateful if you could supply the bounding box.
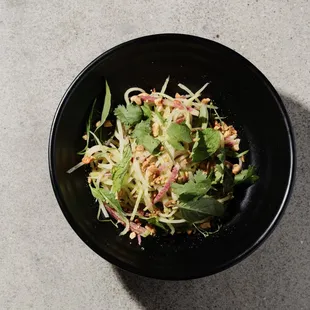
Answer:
[48,33,296,280]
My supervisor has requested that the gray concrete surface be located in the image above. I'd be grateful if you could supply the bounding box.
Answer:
[0,0,309,309]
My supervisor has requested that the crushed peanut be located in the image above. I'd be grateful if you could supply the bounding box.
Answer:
[152,122,160,137]
[129,232,136,239]
[136,145,145,152]
[202,98,211,104]
[200,222,211,229]
[232,164,242,175]
[82,156,94,164]
[131,95,142,105]
[103,120,113,127]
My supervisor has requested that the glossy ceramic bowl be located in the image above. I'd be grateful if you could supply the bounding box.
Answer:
[49,34,295,280]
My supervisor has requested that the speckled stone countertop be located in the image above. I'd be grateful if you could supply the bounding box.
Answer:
[0,0,309,309]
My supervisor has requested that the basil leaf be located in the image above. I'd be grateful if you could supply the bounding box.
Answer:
[191,128,221,162]
[111,145,132,193]
[179,197,225,223]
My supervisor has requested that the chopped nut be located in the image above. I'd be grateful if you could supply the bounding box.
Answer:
[138,92,149,97]
[82,156,94,164]
[103,120,113,127]
[232,164,242,175]
[175,93,181,98]
[87,177,92,184]
[164,200,176,207]
[180,158,189,169]
[145,225,156,235]
[82,134,88,141]
[200,222,211,229]
[187,229,193,235]
[154,98,163,106]
[142,155,156,172]
[202,98,211,104]
[129,232,136,239]
[131,95,142,105]
[95,121,101,128]
[160,146,164,151]
[232,139,240,151]
[136,145,145,152]
[152,122,160,137]
[154,176,164,185]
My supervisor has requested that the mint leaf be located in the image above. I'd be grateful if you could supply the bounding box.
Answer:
[172,170,211,201]
[132,119,160,153]
[192,128,221,162]
[89,184,125,218]
[166,123,192,150]
[111,145,132,193]
[114,103,142,126]
[234,165,259,185]
[179,197,225,223]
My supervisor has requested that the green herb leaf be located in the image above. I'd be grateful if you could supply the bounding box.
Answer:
[95,81,111,132]
[223,168,234,193]
[89,185,125,218]
[78,98,97,155]
[214,163,225,184]
[191,128,221,162]
[114,103,143,126]
[132,119,160,153]
[234,165,259,185]
[141,105,152,118]
[147,217,168,232]
[166,123,192,150]
[226,149,249,158]
[179,197,225,223]
[111,145,132,193]
[172,170,212,201]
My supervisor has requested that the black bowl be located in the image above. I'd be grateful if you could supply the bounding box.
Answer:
[49,34,295,280]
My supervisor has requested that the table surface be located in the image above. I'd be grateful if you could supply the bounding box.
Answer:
[1,0,309,309]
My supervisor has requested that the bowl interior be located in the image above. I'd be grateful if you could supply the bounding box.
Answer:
[49,34,294,279]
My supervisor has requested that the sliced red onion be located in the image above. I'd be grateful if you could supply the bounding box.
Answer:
[137,234,142,245]
[139,95,157,102]
[105,205,147,235]
[172,100,185,110]
[153,165,179,204]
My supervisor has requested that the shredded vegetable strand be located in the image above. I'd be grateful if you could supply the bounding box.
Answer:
[67,78,258,242]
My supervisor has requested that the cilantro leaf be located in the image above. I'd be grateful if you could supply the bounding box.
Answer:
[114,103,142,126]
[179,197,225,223]
[234,165,259,185]
[172,170,211,201]
[191,128,221,162]
[132,119,160,153]
[111,145,132,193]
[166,123,192,150]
